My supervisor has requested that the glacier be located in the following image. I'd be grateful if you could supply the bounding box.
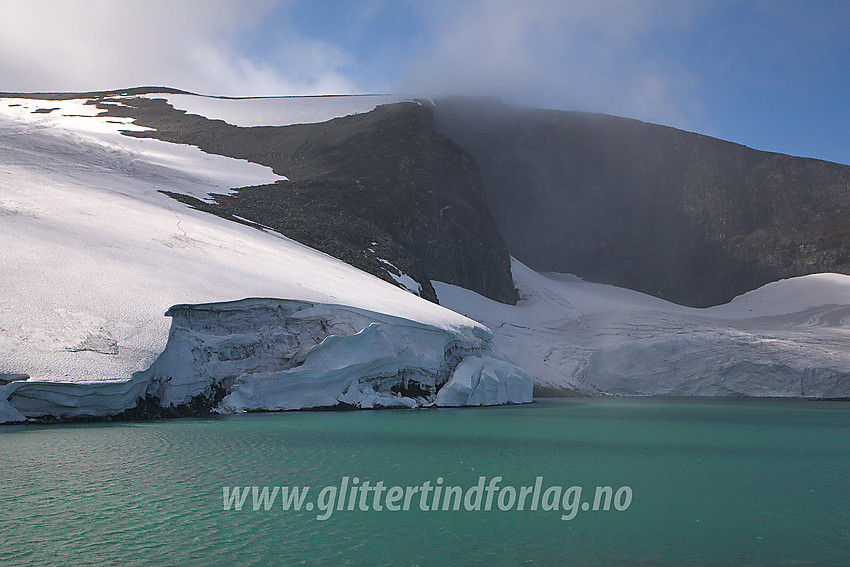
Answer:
[1,298,531,423]
[435,259,850,398]
[4,89,848,422]
[0,94,531,424]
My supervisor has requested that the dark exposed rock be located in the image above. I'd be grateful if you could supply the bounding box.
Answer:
[390,379,434,398]
[433,97,850,307]
[115,382,227,420]
[95,96,518,304]
[28,383,229,424]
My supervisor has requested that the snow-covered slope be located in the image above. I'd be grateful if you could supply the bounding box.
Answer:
[144,93,410,127]
[435,260,850,398]
[0,95,531,423]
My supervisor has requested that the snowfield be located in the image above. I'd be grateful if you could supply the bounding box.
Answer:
[0,94,531,423]
[144,93,410,127]
[435,260,850,398]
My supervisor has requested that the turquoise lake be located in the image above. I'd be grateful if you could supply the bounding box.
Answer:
[1,397,849,566]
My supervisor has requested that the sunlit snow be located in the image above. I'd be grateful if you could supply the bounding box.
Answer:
[0,95,531,422]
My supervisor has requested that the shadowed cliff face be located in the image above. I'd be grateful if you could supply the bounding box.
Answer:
[433,98,850,307]
[95,96,518,305]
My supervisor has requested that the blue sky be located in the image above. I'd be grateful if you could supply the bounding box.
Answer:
[1,0,848,164]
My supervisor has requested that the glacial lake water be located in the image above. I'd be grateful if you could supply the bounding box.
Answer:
[1,397,848,566]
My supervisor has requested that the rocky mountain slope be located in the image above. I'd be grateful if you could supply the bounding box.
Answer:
[434,98,850,307]
[97,93,518,305]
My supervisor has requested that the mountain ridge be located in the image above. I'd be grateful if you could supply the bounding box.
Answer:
[433,97,850,306]
[5,87,849,308]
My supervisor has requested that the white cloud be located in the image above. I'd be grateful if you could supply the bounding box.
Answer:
[397,0,703,128]
[0,0,356,96]
[0,0,711,128]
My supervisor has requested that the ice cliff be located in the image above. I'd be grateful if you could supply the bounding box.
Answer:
[0,299,532,423]
[435,259,850,399]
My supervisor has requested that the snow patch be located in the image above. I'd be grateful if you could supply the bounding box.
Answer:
[143,94,413,127]
[376,258,423,296]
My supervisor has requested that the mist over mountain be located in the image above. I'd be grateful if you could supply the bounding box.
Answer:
[432,97,850,307]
